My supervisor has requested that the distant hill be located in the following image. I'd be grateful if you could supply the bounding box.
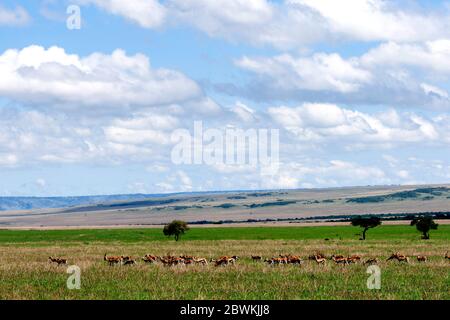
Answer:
[0,189,280,211]
[1,185,450,228]
[0,194,165,211]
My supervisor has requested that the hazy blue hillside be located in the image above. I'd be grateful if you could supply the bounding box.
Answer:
[0,189,272,212]
[0,194,163,211]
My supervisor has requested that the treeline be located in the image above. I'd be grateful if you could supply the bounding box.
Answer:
[182,211,450,226]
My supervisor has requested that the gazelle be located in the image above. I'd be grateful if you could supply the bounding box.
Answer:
[286,255,303,265]
[214,255,239,266]
[104,254,122,266]
[364,258,378,265]
[194,258,208,265]
[142,254,158,263]
[417,255,427,262]
[348,255,361,262]
[309,253,326,262]
[347,255,361,264]
[214,257,229,267]
[265,257,288,265]
[123,259,136,265]
[332,255,349,265]
[48,257,67,266]
[387,253,409,263]
[164,256,184,266]
[314,256,326,265]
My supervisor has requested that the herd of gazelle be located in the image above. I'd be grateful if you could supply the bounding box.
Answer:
[47,251,450,266]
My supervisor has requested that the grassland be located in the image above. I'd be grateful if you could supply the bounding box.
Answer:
[0,225,448,300]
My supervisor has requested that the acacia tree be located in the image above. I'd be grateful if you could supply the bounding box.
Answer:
[350,216,382,240]
[163,220,190,241]
[411,216,438,239]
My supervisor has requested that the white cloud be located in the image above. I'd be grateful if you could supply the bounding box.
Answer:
[261,173,299,189]
[234,41,450,108]
[409,115,439,140]
[0,45,202,110]
[155,182,174,192]
[2,103,443,169]
[421,83,449,100]
[103,126,171,145]
[0,104,448,190]
[257,160,389,189]
[382,154,398,167]
[146,164,169,172]
[169,0,273,30]
[291,0,445,43]
[325,160,386,181]
[268,103,443,145]
[177,170,192,188]
[269,103,347,128]
[0,5,30,26]
[360,40,450,73]
[157,170,193,192]
[230,102,257,122]
[397,170,410,179]
[237,53,371,93]
[0,153,18,166]
[111,113,180,130]
[78,0,166,28]
[35,178,47,188]
[167,0,278,44]
[0,108,169,167]
[79,0,450,48]
[212,163,259,174]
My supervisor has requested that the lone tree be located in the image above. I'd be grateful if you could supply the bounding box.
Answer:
[350,216,382,240]
[411,216,438,239]
[163,220,190,241]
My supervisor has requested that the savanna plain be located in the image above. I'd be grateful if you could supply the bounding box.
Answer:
[0,225,448,300]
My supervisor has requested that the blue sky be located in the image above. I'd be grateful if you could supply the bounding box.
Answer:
[1,0,450,196]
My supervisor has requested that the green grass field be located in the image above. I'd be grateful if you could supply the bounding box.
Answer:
[0,225,448,300]
[1,225,449,244]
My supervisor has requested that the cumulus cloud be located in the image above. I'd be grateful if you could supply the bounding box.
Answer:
[156,170,193,192]
[0,5,30,26]
[317,160,387,182]
[221,159,390,190]
[103,113,180,146]
[237,53,371,93]
[0,103,448,190]
[360,40,450,73]
[0,45,202,110]
[0,107,177,167]
[291,0,446,43]
[230,102,257,122]
[78,0,166,28]
[0,42,230,170]
[421,83,449,100]
[167,0,300,47]
[103,126,171,145]
[168,0,273,34]
[78,0,450,48]
[268,103,443,145]
[232,41,450,108]
[260,173,299,189]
